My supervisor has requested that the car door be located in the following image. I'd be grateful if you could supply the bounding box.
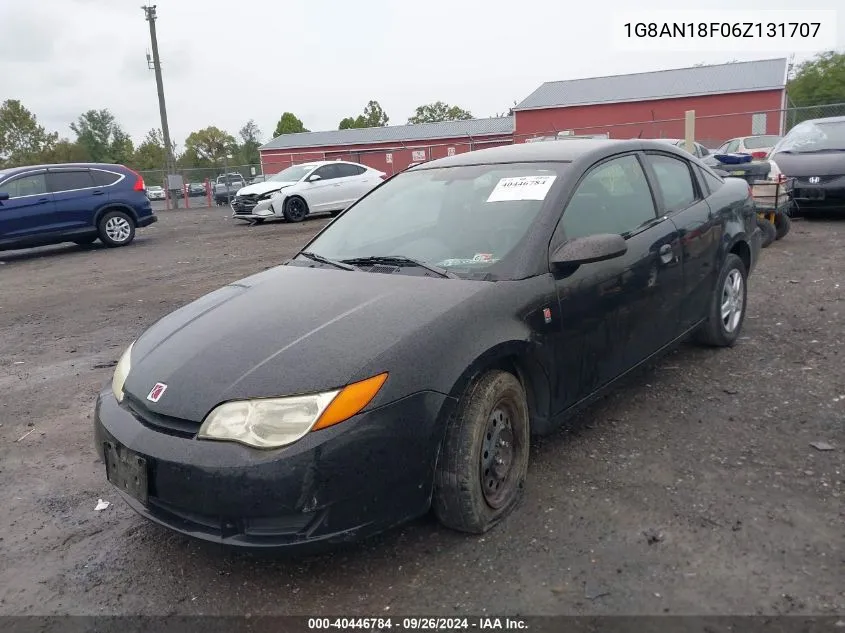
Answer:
[304,164,341,212]
[550,153,684,411]
[330,163,365,209]
[47,168,99,232]
[0,170,56,244]
[643,152,719,333]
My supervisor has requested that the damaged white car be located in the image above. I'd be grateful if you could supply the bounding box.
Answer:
[231,161,385,224]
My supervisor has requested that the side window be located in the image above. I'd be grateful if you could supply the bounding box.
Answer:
[313,165,340,180]
[47,170,95,192]
[91,170,122,186]
[725,139,741,153]
[700,166,724,192]
[335,164,364,178]
[0,172,48,198]
[646,154,699,212]
[560,155,657,240]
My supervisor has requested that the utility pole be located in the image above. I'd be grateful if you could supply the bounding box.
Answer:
[142,4,179,207]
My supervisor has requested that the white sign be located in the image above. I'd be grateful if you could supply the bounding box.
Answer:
[486,175,557,202]
[385,153,393,164]
[412,150,426,162]
[447,147,456,156]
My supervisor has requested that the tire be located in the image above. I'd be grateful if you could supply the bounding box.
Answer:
[97,210,136,247]
[758,216,776,248]
[694,253,747,347]
[433,370,530,534]
[774,212,791,240]
[283,196,308,222]
[73,236,97,246]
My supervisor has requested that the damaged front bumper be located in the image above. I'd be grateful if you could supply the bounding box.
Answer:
[231,197,277,221]
[93,388,448,551]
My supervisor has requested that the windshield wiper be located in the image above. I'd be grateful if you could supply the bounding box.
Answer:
[341,255,459,279]
[298,251,357,271]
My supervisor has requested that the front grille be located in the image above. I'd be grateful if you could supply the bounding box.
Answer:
[124,394,201,438]
[232,194,259,214]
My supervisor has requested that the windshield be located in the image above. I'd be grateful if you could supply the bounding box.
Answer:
[148,186,162,191]
[774,121,845,153]
[744,135,780,149]
[302,163,566,279]
[269,164,317,182]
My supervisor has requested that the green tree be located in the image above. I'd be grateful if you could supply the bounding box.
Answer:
[132,128,169,170]
[788,51,845,106]
[0,99,58,167]
[183,126,237,165]
[273,112,309,137]
[70,109,134,163]
[40,139,90,164]
[237,119,262,165]
[338,100,389,129]
[407,101,473,124]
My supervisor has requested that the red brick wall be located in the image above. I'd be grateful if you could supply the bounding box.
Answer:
[514,90,785,147]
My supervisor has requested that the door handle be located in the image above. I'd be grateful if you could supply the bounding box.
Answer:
[92,190,104,196]
[659,244,675,265]
[37,197,50,204]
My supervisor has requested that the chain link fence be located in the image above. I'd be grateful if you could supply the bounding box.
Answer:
[138,164,264,188]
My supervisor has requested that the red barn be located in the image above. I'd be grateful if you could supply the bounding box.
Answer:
[259,117,514,176]
[513,58,788,147]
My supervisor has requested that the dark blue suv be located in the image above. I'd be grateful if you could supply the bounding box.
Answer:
[0,163,157,251]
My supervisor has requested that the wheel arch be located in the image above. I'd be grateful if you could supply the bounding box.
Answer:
[94,203,138,227]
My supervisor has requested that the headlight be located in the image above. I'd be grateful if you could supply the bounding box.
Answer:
[258,189,280,200]
[111,342,134,402]
[197,372,388,449]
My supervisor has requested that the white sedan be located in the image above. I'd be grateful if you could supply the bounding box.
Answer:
[146,185,165,201]
[231,161,385,223]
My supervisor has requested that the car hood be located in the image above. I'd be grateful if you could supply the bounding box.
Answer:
[771,151,845,177]
[236,181,298,197]
[123,265,486,422]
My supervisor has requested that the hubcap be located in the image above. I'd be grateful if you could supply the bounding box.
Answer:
[105,217,131,242]
[720,269,744,333]
[480,403,516,508]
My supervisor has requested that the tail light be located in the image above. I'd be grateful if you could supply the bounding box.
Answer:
[124,166,146,191]
[751,151,768,159]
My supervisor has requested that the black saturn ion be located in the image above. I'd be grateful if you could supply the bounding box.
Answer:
[95,139,761,551]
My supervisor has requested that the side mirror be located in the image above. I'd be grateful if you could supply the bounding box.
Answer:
[0,192,9,201]
[308,174,322,182]
[551,233,627,267]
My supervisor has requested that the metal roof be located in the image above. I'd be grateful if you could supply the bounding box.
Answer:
[514,58,788,111]
[260,116,514,151]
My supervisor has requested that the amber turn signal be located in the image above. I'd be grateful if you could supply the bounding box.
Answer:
[312,373,389,431]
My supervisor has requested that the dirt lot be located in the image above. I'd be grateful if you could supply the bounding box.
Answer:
[0,208,842,616]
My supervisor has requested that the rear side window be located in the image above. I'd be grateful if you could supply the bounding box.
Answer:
[696,165,724,193]
[91,170,122,186]
[0,172,48,198]
[48,170,95,192]
[646,154,698,212]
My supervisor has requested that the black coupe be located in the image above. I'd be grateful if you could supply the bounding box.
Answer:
[94,139,762,550]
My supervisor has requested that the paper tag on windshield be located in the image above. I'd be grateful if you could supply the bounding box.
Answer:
[486,175,556,202]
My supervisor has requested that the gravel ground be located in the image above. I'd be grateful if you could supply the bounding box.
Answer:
[0,208,842,616]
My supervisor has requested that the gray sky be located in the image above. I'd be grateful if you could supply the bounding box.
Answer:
[1,0,842,150]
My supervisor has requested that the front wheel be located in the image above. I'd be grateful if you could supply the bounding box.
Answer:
[97,211,136,247]
[694,253,747,347]
[433,370,530,534]
[283,196,308,222]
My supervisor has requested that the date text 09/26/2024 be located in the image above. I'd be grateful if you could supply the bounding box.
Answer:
[307,617,528,631]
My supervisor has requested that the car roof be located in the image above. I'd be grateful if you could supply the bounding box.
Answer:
[415,138,692,168]
[0,162,129,177]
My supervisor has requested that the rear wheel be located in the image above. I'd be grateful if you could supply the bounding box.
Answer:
[774,212,791,240]
[694,253,747,347]
[97,210,135,247]
[283,197,308,222]
[433,370,530,534]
